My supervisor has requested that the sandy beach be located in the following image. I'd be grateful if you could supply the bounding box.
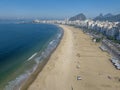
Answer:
[28,25,120,90]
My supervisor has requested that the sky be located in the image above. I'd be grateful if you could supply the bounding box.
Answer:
[0,0,120,19]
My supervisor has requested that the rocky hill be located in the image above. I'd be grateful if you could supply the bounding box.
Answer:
[69,13,86,21]
[94,13,120,22]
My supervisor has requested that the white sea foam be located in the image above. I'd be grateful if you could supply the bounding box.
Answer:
[49,40,54,45]
[27,53,38,61]
[5,73,30,90]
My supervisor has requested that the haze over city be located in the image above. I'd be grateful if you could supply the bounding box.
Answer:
[0,0,120,19]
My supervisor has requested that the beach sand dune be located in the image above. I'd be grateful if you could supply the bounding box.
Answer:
[28,25,120,90]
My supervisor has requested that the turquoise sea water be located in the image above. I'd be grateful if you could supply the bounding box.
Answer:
[0,23,62,90]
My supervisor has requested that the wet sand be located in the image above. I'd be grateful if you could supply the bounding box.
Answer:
[28,25,120,90]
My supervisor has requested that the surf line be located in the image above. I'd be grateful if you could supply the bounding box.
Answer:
[27,53,38,61]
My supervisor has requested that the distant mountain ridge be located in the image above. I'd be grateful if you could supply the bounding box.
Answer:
[69,13,86,21]
[94,13,120,22]
[104,13,113,18]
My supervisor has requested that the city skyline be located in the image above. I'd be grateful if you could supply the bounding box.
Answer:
[0,0,120,19]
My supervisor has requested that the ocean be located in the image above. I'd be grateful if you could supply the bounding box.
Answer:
[0,23,63,90]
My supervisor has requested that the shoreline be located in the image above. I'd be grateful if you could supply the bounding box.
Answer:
[28,25,120,90]
[2,24,63,90]
[20,55,51,90]
[20,25,64,90]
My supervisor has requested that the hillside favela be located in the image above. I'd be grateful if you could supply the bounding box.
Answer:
[0,0,120,90]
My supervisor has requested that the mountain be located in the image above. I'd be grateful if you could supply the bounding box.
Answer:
[94,13,120,22]
[69,13,86,21]
[93,13,104,21]
[104,13,113,18]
